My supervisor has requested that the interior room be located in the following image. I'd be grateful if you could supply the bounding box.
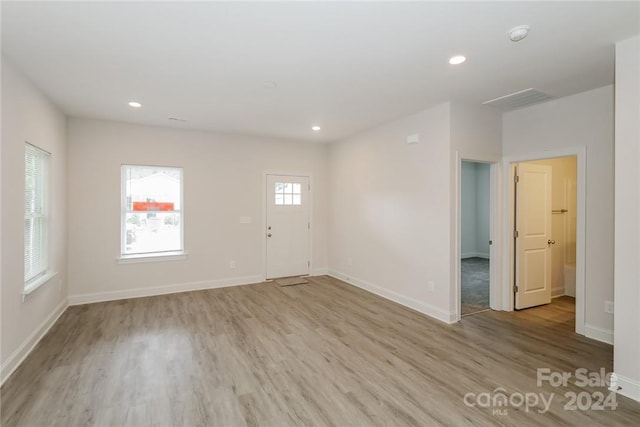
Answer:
[460,161,491,316]
[1,2,640,425]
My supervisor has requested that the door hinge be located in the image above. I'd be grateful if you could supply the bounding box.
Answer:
[514,175,519,183]
[308,222,310,229]
[514,230,519,238]
[308,261,310,267]
[514,284,519,293]
[489,240,493,245]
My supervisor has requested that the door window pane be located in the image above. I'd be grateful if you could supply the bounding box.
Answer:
[274,182,302,206]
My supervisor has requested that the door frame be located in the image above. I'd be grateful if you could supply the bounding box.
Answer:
[262,171,313,281]
[454,152,501,322]
[502,147,586,335]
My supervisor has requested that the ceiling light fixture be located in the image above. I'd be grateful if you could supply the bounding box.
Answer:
[448,55,466,65]
[508,25,530,42]
[128,101,142,108]
[311,126,321,131]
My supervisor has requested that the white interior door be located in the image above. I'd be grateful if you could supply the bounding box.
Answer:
[266,175,310,279]
[515,163,553,309]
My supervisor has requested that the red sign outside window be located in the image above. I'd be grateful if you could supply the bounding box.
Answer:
[132,202,174,211]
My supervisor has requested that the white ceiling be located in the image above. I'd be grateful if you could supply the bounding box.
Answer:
[2,1,638,143]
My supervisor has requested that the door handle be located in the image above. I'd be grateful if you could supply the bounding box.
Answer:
[548,239,556,246]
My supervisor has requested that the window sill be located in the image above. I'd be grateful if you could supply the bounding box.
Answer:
[23,271,58,301]
[117,252,188,264]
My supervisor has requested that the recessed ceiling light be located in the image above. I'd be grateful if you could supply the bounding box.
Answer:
[128,101,142,108]
[311,126,321,131]
[449,55,466,65]
[508,25,530,42]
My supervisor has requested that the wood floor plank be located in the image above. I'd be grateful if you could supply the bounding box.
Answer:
[2,278,639,426]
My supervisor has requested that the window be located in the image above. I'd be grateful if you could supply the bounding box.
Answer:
[121,165,183,258]
[275,182,301,205]
[24,143,50,286]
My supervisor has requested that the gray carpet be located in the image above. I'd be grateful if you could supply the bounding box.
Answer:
[461,257,489,315]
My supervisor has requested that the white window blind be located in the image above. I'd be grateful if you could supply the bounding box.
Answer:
[24,143,50,284]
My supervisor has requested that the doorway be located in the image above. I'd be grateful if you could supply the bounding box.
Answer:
[460,161,491,316]
[265,174,310,279]
[509,158,584,328]
[512,156,578,312]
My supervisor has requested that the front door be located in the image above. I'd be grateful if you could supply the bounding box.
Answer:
[514,163,553,309]
[266,175,310,279]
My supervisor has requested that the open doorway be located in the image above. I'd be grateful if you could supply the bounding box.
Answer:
[460,161,491,316]
[511,156,578,317]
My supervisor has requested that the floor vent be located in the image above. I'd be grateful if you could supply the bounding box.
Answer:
[482,88,554,110]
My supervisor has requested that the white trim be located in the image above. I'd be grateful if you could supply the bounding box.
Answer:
[584,324,614,345]
[67,274,263,305]
[23,271,58,300]
[117,251,187,264]
[501,146,586,336]
[609,373,640,402]
[1,298,68,386]
[551,287,566,298]
[329,270,456,324]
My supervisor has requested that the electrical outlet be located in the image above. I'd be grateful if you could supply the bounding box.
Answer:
[229,261,236,269]
[427,281,435,292]
[604,300,614,314]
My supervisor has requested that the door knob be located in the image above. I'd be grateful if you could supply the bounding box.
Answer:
[267,233,272,237]
[548,239,556,245]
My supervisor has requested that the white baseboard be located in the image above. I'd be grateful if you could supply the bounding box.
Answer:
[585,323,614,345]
[461,252,489,259]
[68,274,264,305]
[551,287,566,298]
[328,269,456,324]
[310,267,329,276]
[609,373,640,402]
[1,298,68,386]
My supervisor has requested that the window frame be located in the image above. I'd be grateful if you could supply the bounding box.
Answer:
[274,181,302,206]
[120,164,185,261]
[24,142,52,292]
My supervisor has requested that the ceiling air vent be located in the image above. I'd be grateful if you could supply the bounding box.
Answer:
[482,88,554,111]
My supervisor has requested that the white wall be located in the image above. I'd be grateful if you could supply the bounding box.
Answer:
[461,161,490,259]
[613,35,640,402]
[328,104,455,322]
[503,85,614,338]
[328,102,502,322]
[1,59,68,383]
[67,118,328,303]
[461,161,478,256]
[475,163,490,257]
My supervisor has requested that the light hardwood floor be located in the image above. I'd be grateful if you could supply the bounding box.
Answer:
[2,276,639,426]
